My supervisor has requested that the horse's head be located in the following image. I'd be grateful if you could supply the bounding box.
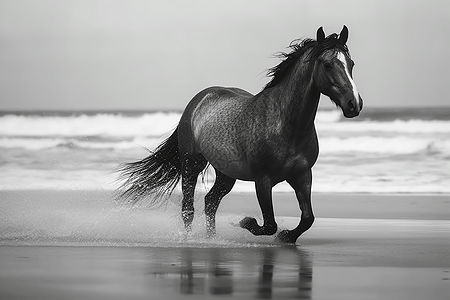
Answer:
[313,26,363,118]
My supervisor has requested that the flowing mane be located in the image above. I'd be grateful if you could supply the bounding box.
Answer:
[264,33,351,89]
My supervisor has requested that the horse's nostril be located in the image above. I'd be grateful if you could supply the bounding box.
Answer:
[348,100,355,111]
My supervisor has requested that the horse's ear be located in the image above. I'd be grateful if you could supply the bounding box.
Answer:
[339,25,349,44]
[316,26,325,44]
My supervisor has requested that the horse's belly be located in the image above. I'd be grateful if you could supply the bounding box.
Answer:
[198,139,254,180]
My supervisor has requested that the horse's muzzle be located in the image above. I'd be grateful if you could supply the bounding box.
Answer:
[343,96,362,118]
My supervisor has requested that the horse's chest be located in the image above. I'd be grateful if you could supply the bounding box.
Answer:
[249,133,319,178]
[287,150,318,172]
[289,137,319,170]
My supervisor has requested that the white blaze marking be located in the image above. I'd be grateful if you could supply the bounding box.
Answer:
[337,51,360,107]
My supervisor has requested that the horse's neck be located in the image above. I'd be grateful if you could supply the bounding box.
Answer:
[266,64,320,136]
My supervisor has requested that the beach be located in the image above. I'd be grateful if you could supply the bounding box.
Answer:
[1,109,450,298]
[0,190,449,299]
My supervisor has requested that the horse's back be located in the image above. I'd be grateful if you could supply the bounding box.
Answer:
[193,86,253,104]
[182,86,253,133]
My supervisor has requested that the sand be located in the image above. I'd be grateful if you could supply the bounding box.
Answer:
[0,190,449,299]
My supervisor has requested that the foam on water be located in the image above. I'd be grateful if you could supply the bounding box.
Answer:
[2,111,450,139]
[1,109,449,194]
[2,135,449,157]
[1,111,450,157]
[0,136,162,150]
[317,119,450,133]
[0,112,181,137]
[319,136,450,155]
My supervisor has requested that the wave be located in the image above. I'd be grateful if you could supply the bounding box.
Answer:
[319,136,450,155]
[317,119,450,133]
[0,112,181,137]
[1,111,450,138]
[0,137,162,151]
[2,135,450,157]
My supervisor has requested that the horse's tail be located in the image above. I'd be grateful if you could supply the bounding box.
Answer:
[116,128,181,205]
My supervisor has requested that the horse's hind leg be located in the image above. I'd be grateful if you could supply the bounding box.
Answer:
[277,170,315,243]
[204,169,236,237]
[181,155,207,232]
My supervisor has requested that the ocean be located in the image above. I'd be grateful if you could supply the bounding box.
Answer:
[1,107,449,194]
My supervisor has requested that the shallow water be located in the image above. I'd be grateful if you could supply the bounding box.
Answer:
[0,239,448,299]
[0,190,449,299]
[1,190,449,248]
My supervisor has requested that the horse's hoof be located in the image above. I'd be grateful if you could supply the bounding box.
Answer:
[275,230,297,244]
[239,217,258,231]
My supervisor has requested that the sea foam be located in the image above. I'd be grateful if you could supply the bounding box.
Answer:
[0,112,181,137]
[2,112,450,139]
[1,110,449,194]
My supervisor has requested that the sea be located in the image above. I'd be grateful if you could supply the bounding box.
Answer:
[1,107,450,194]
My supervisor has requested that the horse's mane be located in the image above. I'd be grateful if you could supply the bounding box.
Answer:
[264,33,350,90]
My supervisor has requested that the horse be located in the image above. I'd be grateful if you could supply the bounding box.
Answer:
[117,25,363,243]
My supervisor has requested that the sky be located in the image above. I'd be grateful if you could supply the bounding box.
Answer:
[0,0,449,111]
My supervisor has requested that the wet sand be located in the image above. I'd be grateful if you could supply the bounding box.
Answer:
[0,190,449,299]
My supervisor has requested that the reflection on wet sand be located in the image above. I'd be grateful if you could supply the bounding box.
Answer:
[150,246,312,299]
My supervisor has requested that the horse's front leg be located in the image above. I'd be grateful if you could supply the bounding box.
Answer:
[240,176,277,235]
[277,170,315,243]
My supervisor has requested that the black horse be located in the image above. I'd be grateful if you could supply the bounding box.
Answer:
[118,26,363,243]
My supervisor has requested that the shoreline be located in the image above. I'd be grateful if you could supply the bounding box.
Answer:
[1,190,449,221]
[1,189,449,299]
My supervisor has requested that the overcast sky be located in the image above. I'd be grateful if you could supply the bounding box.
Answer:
[0,0,449,111]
